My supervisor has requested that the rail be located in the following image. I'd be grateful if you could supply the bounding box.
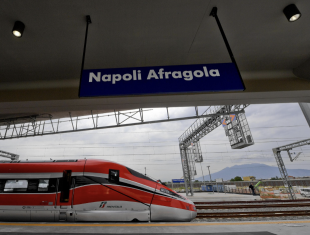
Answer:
[196,203,310,210]
[196,210,310,218]
[194,199,310,205]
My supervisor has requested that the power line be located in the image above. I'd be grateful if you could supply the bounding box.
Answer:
[2,137,310,149]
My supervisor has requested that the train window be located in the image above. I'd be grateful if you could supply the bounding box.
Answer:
[47,178,57,192]
[126,167,155,182]
[60,170,72,202]
[27,179,39,192]
[4,180,28,192]
[75,176,93,187]
[160,187,186,200]
[109,169,119,183]
[38,179,49,191]
[0,180,5,193]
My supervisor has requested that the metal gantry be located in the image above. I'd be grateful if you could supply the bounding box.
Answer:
[0,150,19,160]
[0,107,247,140]
[272,138,310,200]
[178,104,249,196]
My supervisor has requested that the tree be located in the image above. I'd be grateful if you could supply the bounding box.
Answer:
[230,176,243,181]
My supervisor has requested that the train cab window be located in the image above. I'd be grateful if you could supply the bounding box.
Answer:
[160,187,186,200]
[109,169,119,183]
[60,170,72,203]
[4,180,28,192]
[126,167,155,182]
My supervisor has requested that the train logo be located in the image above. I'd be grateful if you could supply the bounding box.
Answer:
[99,202,107,208]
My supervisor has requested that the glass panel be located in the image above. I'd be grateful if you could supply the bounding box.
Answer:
[4,180,28,192]
[109,169,119,182]
[0,180,5,193]
[27,179,39,192]
[38,179,49,191]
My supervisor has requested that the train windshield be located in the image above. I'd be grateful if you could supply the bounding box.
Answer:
[160,187,186,200]
[126,167,156,182]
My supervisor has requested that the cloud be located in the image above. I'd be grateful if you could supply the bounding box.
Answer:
[1,103,310,182]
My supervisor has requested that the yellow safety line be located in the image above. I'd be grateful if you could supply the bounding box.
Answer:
[0,220,310,227]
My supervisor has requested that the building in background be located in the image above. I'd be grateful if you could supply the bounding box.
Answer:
[243,176,256,181]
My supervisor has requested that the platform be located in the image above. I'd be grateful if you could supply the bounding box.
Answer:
[0,220,309,234]
[180,192,261,202]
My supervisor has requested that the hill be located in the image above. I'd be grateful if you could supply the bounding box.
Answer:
[195,163,310,181]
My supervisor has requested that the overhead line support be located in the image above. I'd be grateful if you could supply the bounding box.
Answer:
[272,138,310,200]
[210,7,245,89]
[78,15,92,97]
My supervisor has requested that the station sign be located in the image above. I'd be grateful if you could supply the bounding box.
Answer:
[79,63,244,97]
[172,179,185,183]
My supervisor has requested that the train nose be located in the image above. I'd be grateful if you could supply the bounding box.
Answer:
[191,210,197,220]
[191,204,197,220]
[185,199,197,221]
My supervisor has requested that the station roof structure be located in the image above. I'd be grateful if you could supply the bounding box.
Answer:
[1,0,310,121]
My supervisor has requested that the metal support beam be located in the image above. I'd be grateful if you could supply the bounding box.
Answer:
[272,138,310,200]
[210,7,244,89]
[0,150,19,160]
[272,149,296,200]
[0,107,245,141]
[179,105,248,148]
[278,138,310,152]
[299,103,310,128]
[78,15,92,97]
[178,104,249,196]
[287,151,302,162]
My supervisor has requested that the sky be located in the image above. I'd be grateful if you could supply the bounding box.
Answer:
[1,103,310,182]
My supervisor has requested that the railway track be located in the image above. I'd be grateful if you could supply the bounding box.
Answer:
[196,210,310,218]
[195,200,310,219]
[196,203,310,210]
[194,199,310,205]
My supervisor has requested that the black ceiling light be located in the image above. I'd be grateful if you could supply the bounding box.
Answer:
[12,21,25,38]
[283,4,302,22]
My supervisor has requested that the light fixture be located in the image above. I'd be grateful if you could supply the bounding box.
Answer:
[283,4,302,22]
[12,21,25,38]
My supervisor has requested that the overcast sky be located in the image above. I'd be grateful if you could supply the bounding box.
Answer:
[1,103,310,182]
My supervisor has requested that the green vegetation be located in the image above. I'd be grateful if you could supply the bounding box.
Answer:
[230,176,243,181]
[270,176,282,180]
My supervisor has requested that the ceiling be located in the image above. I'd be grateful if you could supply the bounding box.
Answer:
[1,0,310,120]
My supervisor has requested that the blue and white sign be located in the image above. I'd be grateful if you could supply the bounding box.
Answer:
[79,63,244,97]
[172,179,185,183]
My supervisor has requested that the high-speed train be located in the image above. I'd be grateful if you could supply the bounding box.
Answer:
[0,159,196,222]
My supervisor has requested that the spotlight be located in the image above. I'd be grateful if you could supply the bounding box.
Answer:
[12,21,25,38]
[283,4,302,22]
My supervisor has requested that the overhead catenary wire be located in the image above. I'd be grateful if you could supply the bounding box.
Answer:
[2,137,310,149]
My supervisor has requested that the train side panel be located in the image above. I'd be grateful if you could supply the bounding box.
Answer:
[0,159,196,222]
[0,160,85,222]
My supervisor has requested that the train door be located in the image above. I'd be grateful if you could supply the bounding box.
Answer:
[55,170,75,221]
[29,178,57,222]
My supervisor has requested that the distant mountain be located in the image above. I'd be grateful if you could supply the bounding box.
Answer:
[195,163,310,181]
